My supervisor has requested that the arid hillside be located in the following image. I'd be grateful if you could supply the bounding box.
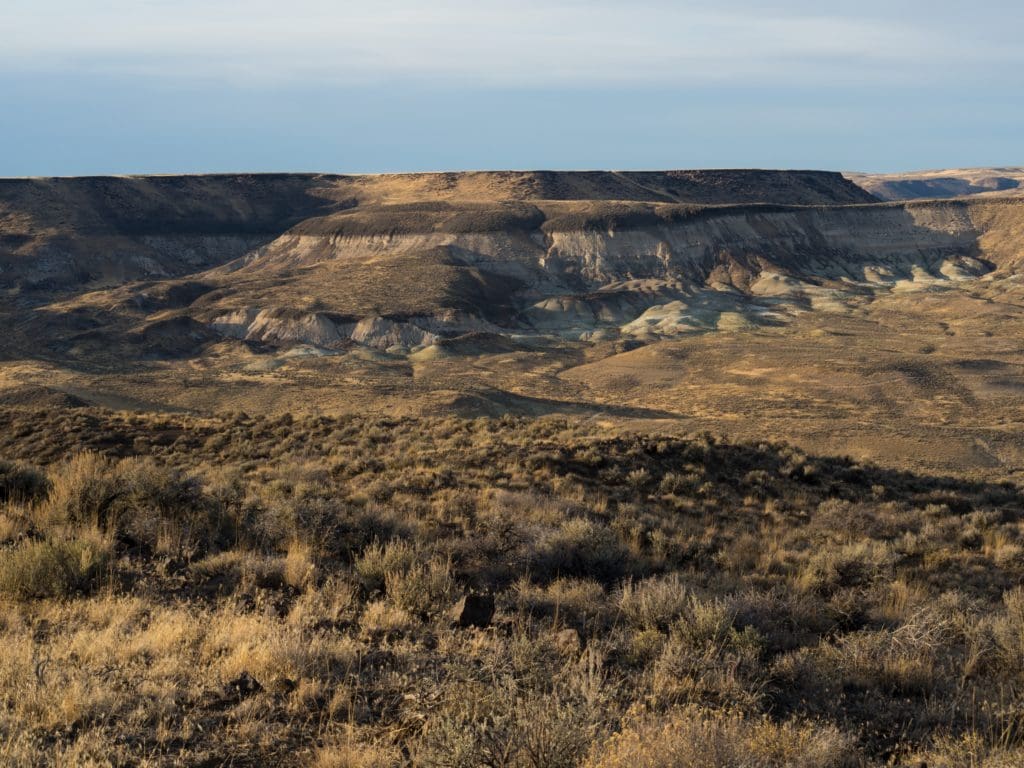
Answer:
[3,170,1024,477]
[0,170,873,293]
[4,409,1024,766]
[847,167,1024,201]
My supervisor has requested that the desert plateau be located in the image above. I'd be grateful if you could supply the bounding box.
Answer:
[4,167,1024,766]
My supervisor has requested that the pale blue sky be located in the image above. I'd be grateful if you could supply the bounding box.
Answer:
[2,1,1022,175]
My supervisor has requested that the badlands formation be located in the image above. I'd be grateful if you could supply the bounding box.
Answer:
[3,169,1024,476]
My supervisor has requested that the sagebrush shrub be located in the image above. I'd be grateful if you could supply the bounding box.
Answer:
[652,597,765,709]
[798,540,896,596]
[0,459,49,503]
[354,539,417,594]
[0,536,110,600]
[617,574,690,631]
[384,555,453,615]
[42,452,120,529]
[414,681,599,768]
[116,457,221,552]
[42,453,222,552]
[533,518,631,583]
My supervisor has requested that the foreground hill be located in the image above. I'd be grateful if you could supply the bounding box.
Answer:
[2,408,1024,765]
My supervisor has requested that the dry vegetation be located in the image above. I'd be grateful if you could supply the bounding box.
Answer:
[1,406,1024,765]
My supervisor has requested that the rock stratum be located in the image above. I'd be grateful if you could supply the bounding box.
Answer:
[3,169,1024,476]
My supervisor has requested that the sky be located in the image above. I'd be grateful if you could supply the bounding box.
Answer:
[2,0,1022,175]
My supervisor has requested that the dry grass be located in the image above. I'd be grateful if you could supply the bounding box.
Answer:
[2,407,1024,764]
[585,706,856,768]
[0,533,110,600]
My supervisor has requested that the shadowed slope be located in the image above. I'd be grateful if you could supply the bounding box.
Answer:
[848,167,1024,201]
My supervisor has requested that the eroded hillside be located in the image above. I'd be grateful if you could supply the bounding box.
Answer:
[0,170,872,294]
[3,170,1024,476]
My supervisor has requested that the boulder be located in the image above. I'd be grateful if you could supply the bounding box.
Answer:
[450,593,495,628]
[225,671,263,699]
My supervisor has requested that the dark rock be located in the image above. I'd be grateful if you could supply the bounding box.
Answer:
[116,531,152,558]
[161,557,187,576]
[451,593,495,628]
[614,338,646,354]
[225,672,263,699]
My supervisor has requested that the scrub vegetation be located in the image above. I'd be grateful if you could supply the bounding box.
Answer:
[2,406,1024,766]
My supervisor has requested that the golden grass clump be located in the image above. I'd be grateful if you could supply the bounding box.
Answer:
[585,706,855,768]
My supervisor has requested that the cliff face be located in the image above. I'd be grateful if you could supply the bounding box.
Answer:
[4,172,1022,356]
[79,196,1003,355]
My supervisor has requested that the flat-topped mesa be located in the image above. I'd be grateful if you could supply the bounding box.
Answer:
[321,169,878,205]
[178,196,1024,354]
[0,169,876,229]
[0,169,875,294]
[9,170,1024,360]
[0,169,871,294]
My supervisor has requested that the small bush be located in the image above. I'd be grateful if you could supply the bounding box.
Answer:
[618,575,690,631]
[798,540,896,596]
[313,739,400,768]
[533,518,631,583]
[354,539,416,594]
[359,600,414,636]
[0,536,110,600]
[0,459,49,503]
[515,577,609,628]
[43,453,222,552]
[190,550,286,593]
[652,599,765,709]
[261,496,393,559]
[384,555,454,615]
[415,684,598,768]
[910,731,1024,768]
[115,457,214,549]
[284,540,318,590]
[42,452,120,529]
